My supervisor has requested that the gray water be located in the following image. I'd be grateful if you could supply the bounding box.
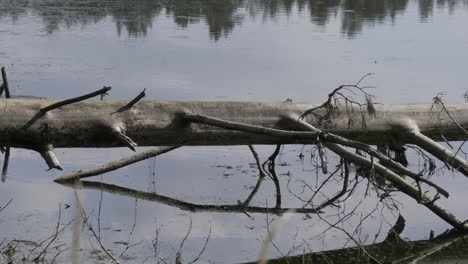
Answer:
[1,0,468,263]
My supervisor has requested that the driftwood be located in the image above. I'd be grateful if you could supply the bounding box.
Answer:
[251,229,468,264]
[3,69,468,233]
[2,99,468,163]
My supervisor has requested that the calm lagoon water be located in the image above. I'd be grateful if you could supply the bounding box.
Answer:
[1,0,468,263]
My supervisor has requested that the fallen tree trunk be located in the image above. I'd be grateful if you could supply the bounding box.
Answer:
[2,98,468,149]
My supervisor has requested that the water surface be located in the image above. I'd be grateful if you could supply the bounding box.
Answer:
[1,0,468,263]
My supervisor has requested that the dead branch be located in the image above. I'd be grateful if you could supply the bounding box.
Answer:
[183,112,449,198]
[181,112,320,141]
[181,112,464,229]
[54,146,180,182]
[1,67,11,179]
[315,207,383,264]
[23,86,111,130]
[1,67,11,98]
[42,86,111,113]
[38,144,63,170]
[32,204,63,262]
[296,120,467,230]
[312,160,350,211]
[299,73,375,122]
[1,147,10,180]
[303,162,343,207]
[409,129,468,176]
[113,89,146,113]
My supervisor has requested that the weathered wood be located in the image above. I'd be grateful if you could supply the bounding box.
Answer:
[1,99,468,149]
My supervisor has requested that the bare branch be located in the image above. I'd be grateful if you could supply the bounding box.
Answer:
[38,144,63,170]
[1,67,11,98]
[1,147,10,181]
[55,146,180,182]
[23,86,111,129]
[113,89,146,113]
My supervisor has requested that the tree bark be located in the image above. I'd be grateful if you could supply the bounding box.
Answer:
[2,99,468,149]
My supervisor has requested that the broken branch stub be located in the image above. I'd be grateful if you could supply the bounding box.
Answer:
[1,67,11,98]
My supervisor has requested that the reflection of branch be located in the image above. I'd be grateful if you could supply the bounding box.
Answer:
[187,225,211,264]
[313,160,350,211]
[259,209,295,264]
[242,145,266,206]
[119,199,142,258]
[81,208,119,263]
[315,204,382,264]
[57,180,322,215]
[26,205,74,262]
[176,218,192,264]
[295,120,467,230]
[183,112,447,197]
[264,144,282,209]
[0,198,12,213]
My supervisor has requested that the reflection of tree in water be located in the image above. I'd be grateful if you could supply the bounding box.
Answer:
[339,0,408,38]
[164,0,242,40]
[0,0,467,39]
[110,0,163,38]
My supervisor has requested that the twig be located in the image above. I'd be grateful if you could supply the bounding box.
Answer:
[299,73,375,120]
[187,225,211,264]
[1,147,10,181]
[1,67,11,179]
[409,129,468,177]
[119,199,139,258]
[1,67,11,98]
[259,208,295,264]
[295,120,466,230]
[23,86,111,129]
[184,112,449,198]
[81,208,120,263]
[32,204,63,262]
[0,198,12,213]
[41,86,111,113]
[175,218,193,264]
[113,89,146,113]
[315,207,382,264]
[314,160,350,211]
